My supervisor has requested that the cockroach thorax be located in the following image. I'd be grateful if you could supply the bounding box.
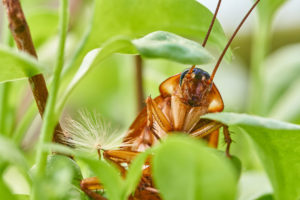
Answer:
[159,67,224,112]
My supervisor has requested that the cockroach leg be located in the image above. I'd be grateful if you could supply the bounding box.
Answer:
[207,129,220,148]
[190,121,232,157]
[171,95,189,131]
[81,177,103,190]
[103,150,140,163]
[103,150,143,176]
[104,153,127,176]
[222,125,232,158]
[146,96,172,135]
[146,97,160,141]
[190,121,223,138]
[80,177,106,200]
[145,126,160,141]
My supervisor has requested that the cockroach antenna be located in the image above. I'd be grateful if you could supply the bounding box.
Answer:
[208,0,260,84]
[202,0,222,47]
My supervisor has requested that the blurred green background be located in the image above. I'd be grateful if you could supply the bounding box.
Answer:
[1,0,300,199]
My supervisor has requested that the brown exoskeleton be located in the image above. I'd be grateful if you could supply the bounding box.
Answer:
[80,0,260,199]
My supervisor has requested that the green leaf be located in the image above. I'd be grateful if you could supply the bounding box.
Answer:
[15,195,30,200]
[256,194,275,200]
[33,166,74,200]
[43,143,76,157]
[204,112,300,200]
[0,178,16,200]
[152,135,237,200]
[263,44,300,111]
[238,172,273,200]
[33,152,82,199]
[27,10,59,48]
[65,0,229,76]
[123,150,151,198]
[262,44,300,121]
[90,0,227,54]
[0,135,28,171]
[56,37,133,115]
[257,0,288,20]
[79,156,124,200]
[133,31,213,64]
[46,155,83,188]
[269,79,300,123]
[0,136,30,196]
[0,46,43,83]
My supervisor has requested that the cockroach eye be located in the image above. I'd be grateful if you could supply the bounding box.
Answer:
[193,68,210,80]
[179,69,189,86]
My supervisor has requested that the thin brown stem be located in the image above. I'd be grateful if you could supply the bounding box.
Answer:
[2,0,65,144]
[209,0,260,84]
[135,55,145,113]
[202,0,222,47]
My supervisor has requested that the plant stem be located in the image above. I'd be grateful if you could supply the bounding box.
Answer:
[61,17,92,78]
[2,0,65,144]
[0,83,10,135]
[35,0,69,178]
[0,17,14,135]
[249,17,271,115]
[135,55,145,113]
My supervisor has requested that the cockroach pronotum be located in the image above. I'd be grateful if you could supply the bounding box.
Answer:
[79,0,260,199]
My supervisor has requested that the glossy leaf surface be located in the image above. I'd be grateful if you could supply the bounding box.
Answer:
[204,112,300,200]
[153,135,237,200]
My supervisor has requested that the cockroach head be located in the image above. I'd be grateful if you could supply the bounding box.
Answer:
[179,67,211,107]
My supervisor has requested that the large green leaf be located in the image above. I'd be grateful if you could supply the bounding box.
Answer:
[238,172,273,200]
[204,112,300,200]
[133,31,213,64]
[0,46,43,83]
[27,10,59,48]
[65,0,229,77]
[89,0,227,53]
[152,135,237,200]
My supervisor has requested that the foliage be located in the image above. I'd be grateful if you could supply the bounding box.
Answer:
[152,135,238,200]
[0,0,299,200]
[205,112,300,200]
[0,46,44,83]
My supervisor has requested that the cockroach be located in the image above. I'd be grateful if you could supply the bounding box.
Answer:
[80,0,260,199]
